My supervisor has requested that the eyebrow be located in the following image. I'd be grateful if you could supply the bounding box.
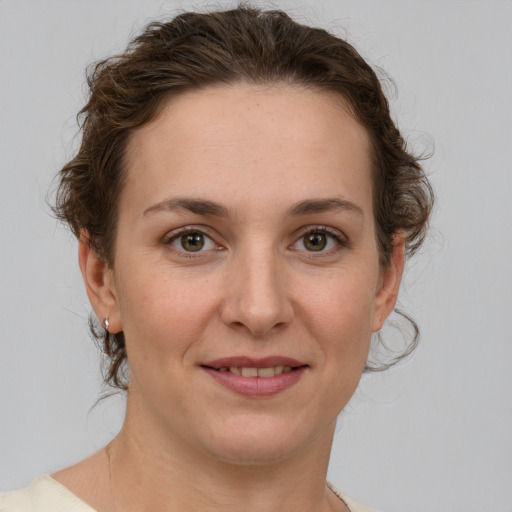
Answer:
[143,196,363,218]
[143,197,230,217]
[288,198,364,218]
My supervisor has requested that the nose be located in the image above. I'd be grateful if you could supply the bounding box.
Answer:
[219,244,294,337]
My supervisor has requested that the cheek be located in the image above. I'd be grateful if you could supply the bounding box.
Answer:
[300,270,378,361]
[292,276,376,421]
[114,263,221,364]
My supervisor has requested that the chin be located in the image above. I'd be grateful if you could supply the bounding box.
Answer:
[197,414,332,466]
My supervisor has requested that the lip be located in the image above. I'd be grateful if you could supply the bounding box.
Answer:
[202,356,306,369]
[201,356,308,397]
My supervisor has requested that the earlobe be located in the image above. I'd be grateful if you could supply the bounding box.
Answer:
[372,234,405,332]
[78,231,121,333]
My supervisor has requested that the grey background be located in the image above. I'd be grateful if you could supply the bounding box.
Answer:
[1,1,511,511]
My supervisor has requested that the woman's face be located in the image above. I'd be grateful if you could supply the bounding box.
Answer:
[85,84,403,464]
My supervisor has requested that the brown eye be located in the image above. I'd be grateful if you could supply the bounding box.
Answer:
[180,232,205,252]
[303,232,327,251]
[168,229,217,255]
[291,228,344,254]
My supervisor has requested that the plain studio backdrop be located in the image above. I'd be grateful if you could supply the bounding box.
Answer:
[1,1,511,511]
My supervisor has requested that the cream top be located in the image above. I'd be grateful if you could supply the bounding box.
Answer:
[0,475,378,512]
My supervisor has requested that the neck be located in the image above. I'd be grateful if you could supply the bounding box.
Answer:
[107,401,342,512]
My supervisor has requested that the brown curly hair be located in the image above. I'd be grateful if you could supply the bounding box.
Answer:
[54,5,434,390]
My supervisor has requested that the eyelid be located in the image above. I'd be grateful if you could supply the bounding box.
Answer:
[162,225,224,256]
[290,225,349,253]
[161,224,349,258]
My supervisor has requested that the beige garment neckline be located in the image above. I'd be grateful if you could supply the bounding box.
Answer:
[3,474,376,512]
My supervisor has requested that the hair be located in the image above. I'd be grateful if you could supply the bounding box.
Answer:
[54,5,434,390]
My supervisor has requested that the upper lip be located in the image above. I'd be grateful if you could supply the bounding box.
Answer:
[202,356,307,369]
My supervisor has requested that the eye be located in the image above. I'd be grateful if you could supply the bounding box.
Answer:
[167,230,217,253]
[291,227,346,253]
[302,232,329,251]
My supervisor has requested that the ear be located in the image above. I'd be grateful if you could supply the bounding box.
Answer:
[372,233,405,332]
[78,230,122,333]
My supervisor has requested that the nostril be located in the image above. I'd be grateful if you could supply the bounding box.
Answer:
[219,274,294,336]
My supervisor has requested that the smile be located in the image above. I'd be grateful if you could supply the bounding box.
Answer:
[216,366,294,377]
[201,357,308,397]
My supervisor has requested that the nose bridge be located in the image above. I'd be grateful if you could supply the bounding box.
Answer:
[222,239,293,336]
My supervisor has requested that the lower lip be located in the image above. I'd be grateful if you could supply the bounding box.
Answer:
[202,367,307,397]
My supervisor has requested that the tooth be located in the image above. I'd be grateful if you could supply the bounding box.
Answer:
[283,366,292,373]
[219,367,228,372]
[257,367,275,378]
[274,365,284,375]
[230,367,241,375]
[241,367,258,377]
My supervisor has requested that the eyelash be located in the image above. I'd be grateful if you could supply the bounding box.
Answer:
[291,226,349,255]
[162,226,221,259]
[162,225,349,258]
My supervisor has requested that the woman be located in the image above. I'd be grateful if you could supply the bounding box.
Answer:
[0,6,433,512]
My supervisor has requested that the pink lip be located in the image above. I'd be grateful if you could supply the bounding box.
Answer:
[202,356,306,369]
[201,356,308,397]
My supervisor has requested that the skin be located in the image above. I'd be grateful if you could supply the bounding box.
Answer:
[53,84,404,512]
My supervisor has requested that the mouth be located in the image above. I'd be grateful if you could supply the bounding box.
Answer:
[201,356,308,375]
[200,357,308,396]
[212,365,297,377]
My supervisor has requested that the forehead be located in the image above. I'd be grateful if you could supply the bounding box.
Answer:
[122,84,373,218]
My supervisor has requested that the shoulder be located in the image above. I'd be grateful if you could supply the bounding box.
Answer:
[327,482,381,512]
[0,475,95,512]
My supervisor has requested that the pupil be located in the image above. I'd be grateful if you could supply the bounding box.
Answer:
[182,233,204,252]
[305,233,326,251]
